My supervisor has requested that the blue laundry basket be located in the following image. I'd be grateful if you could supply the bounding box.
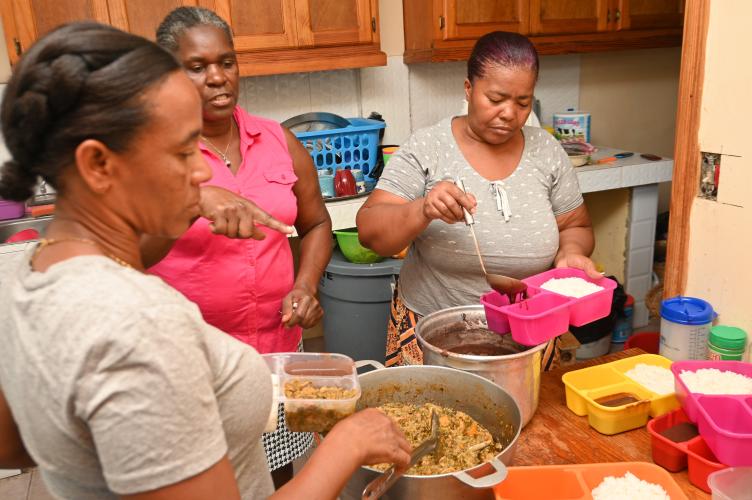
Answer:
[293,118,385,181]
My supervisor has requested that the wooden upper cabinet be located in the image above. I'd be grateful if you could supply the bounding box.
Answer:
[296,0,375,47]
[442,0,529,40]
[618,0,685,31]
[107,0,196,40]
[530,0,608,35]
[209,0,298,51]
[0,0,110,63]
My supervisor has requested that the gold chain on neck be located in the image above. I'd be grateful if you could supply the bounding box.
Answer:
[34,237,133,269]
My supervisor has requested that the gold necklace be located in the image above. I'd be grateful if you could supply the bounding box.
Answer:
[201,122,235,168]
[34,237,133,269]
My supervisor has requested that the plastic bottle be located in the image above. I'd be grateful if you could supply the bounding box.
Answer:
[707,325,747,361]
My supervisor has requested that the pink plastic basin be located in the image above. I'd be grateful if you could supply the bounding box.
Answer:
[522,267,617,326]
[501,292,571,346]
[0,200,25,221]
[671,361,752,421]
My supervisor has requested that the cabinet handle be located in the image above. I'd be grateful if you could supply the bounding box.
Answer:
[606,9,611,23]
[615,9,621,21]
[13,37,22,56]
[371,17,376,32]
[439,16,445,29]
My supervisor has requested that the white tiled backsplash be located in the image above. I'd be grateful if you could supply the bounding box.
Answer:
[241,54,581,145]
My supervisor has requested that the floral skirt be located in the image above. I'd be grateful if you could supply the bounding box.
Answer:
[385,283,560,371]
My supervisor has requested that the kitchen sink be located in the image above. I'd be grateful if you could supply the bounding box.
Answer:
[0,216,52,245]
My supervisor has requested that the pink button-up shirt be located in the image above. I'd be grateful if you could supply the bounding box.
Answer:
[150,107,301,353]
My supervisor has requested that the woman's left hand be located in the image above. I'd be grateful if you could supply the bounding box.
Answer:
[554,253,602,279]
[281,284,323,329]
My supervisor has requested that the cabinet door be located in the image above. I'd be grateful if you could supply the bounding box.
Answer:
[212,0,299,52]
[294,0,375,47]
[530,0,609,35]
[0,0,110,63]
[107,0,199,40]
[618,0,684,30]
[441,0,529,40]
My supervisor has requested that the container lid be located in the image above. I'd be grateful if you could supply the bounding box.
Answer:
[709,325,748,350]
[325,248,403,276]
[660,296,714,325]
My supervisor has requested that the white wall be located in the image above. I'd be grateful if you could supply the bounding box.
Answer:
[684,0,752,360]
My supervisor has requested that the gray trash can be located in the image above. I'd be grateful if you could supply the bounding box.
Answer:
[318,249,403,363]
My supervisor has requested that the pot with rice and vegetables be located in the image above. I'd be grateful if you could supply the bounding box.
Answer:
[342,363,522,500]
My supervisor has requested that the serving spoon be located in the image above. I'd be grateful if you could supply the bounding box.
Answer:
[454,179,527,304]
[361,410,440,500]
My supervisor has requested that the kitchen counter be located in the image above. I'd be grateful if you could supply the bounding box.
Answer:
[514,348,708,500]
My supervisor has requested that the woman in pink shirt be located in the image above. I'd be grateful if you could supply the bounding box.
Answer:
[149,7,333,487]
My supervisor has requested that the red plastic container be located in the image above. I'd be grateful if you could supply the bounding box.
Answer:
[647,407,728,493]
[624,331,660,354]
[522,267,617,326]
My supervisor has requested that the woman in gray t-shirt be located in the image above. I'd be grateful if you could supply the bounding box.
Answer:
[357,32,600,369]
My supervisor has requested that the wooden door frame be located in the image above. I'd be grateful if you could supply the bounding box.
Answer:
[663,0,710,298]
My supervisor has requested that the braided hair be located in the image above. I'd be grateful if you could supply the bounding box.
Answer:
[156,6,233,53]
[0,22,180,201]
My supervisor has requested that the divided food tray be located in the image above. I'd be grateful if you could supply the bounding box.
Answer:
[493,462,688,500]
[671,360,752,466]
[647,408,728,493]
[562,354,679,435]
[481,268,616,346]
[262,352,361,433]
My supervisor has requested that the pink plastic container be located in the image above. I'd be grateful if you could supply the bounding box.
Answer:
[502,292,572,346]
[671,360,752,467]
[522,267,617,326]
[479,291,512,334]
[0,199,25,221]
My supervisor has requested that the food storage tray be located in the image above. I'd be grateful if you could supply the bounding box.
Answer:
[671,360,752,466]
[262,352,361,433]
[481,268,616,346]
[493,462,688,500]
[561,354,679,435]
[647,407,728,493]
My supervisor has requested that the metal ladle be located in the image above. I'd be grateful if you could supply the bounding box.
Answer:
[454,179,527,304]
[361,410,440,500]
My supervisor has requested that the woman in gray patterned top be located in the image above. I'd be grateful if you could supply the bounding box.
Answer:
[357,31,599,369]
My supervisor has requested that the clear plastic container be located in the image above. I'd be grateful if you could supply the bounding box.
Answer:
[262,352,360,433]
[659,296,715,361]
[708,467,752,500]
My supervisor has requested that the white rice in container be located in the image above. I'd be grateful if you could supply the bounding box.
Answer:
[591,472,670,500]
[680,368,752,395]
[624,364,675,395]
[540,277,603,298]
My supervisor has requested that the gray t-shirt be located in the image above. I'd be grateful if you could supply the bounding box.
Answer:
[0,251,274,499]
[377,117,583,316]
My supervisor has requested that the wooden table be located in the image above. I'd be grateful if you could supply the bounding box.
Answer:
[512,348,709,500]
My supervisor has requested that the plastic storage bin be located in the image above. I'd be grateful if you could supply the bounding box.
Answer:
[494,462,688,500]
[708,467,752,500]
[0,199,25,221]
[562,354,679,435]
[318,249,402,363]
[293,118,385,181]
[671,360,752,466]
[659,296,715,360]
[262,352,361,433]
[647,407,728,493]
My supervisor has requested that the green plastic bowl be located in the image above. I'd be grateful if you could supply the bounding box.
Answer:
[333,230,384,264]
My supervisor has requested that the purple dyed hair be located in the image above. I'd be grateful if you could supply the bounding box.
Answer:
[467,31,539,82]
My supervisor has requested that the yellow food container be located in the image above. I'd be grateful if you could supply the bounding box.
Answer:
[562,354,679,435]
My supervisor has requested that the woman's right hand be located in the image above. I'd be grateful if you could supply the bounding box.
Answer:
[328,408,412,469]
[422,181,477,225]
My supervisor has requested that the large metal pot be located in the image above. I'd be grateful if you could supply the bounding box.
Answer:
[415,305,546,426]
[342,363,521,500]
